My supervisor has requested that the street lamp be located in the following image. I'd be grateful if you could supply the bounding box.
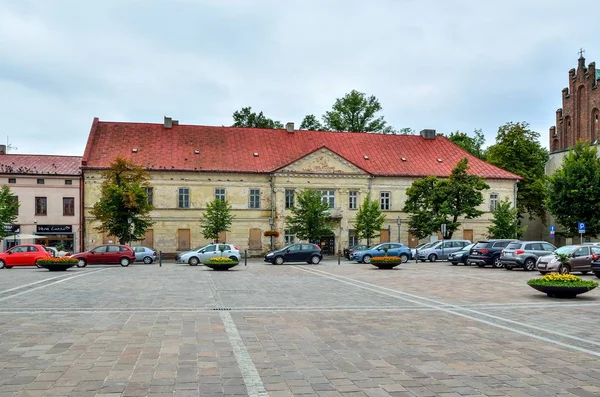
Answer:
[396,216,401,243]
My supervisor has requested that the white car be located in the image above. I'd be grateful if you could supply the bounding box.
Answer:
[176,243,241,266]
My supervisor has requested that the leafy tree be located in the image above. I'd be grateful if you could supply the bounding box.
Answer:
[486,122,548,220]
[90,157,154,245]
[354,197,386,245]
[285,189,334,241]
[547,142,600,237]
[0,185,19,240]
[397,127,416,135]
[487,198,526,239]
[200,198,235,243]
[447,129,486,159]
[300,114,324,131]
[232,106,284,129]
[404,158,489,239]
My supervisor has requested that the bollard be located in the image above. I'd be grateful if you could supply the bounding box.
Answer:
[244,250,247,266]
[159,251,162,267]
[338,253,341,265]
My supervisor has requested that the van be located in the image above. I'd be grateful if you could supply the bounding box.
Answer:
[416,239,472,262]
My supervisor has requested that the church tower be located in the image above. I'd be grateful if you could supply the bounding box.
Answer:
[550,51,600,152]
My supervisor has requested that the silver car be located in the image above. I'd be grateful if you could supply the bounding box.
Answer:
[500,241,556,271]
[132,246,157,264]
[417,239,472,262]
[176,243,241,266]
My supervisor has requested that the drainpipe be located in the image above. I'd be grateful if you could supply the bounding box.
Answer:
[79,172,85,253]
[270,174,275,250]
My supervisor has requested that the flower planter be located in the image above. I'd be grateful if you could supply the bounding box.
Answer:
[203,258,239,271]
[527,273,598,298]
[37,258,78,271]
[263,230,279,238]
[370,256,402,269]
[529,284,597,298]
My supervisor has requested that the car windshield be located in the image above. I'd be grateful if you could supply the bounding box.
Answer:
[418,242,435,250]
[555,245,576,255]
[461,243,475,251]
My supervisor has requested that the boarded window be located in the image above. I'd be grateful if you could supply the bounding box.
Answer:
[177,229,190,251]
[249,228,262,250]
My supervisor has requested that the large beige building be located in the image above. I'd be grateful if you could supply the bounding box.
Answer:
[81,117,520,255]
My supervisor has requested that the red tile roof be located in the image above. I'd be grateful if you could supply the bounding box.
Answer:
[0,154,82,176]
[82,118,521,180]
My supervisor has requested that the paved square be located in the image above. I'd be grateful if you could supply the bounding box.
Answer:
[0,259,599,396]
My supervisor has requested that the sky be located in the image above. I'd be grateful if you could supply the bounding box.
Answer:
[1,0,599,156]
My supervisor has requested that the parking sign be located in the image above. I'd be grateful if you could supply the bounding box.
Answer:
[578,222,586,233]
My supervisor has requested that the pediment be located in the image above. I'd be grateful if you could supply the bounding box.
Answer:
[277,147,367,175]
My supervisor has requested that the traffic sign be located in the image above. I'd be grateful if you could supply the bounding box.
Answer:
[578,222,586,233]
[440,224,447,237]
[549,225,555,235]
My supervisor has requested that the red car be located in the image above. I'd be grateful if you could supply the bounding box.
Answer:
[0,244,52,269]
[71,244,136,267]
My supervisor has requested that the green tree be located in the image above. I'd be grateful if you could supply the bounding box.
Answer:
[486,122,548,220]
[300,114,324,131]
[397,127,416,135]
[447,129,486,159]
[354,197,386,245]
[89,157,154,245]
[404,158,489,239]
[200,198,235,243]
[487,198,526,239]
[0,185,19,240]
[547,142,600,237]
[231,106,284,129]
[285,189,334,241]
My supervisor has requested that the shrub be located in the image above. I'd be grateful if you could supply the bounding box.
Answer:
[370,256,402,264]
[527,274,599,288]
[37,258,78,265]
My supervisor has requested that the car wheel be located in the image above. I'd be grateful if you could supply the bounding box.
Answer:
[558,264,571,274]
[76,259,87,268]
[143,256,153,264]
[462,258,469,266]
[428,254,437,262]
[36,261,42,268]
[594,271,600,278]
[451,262,458,266]
[399,254,409,263]
[492,256,503,268]
[524,258,536,271]
[476,263,485,268]
[274,256,284,265]
[505,265,513,270]
[539,271,549,275]
[188,257,199,266]
[310,255,321,264]
[0,260,5,269]
[120,258,130,267]
[362,255,372,264]
[229,256,239,262]
[581,271,589,275]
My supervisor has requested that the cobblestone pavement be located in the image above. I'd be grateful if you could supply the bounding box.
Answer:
[0,259,599,396]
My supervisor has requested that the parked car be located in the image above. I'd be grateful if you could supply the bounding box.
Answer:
[536,245,600,275]
[416,239,471,262]
[0,244,52,269]
[351,243,412,264]
[591,251,600,278]
[264,243,322,265]
[176,243,241,266]
[500,241,557,271]
[345,244,370,260]
[71,244,136,267]
[468,239,519,268]
[132,246,157,264]
[448,243,475,266]
[412,242,434,259]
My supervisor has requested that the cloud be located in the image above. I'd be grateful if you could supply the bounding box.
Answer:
[0,0,598,155]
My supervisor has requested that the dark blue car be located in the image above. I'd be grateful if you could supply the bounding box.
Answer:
[351,243,412,263]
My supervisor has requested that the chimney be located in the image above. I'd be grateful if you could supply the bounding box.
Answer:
[164,116,172,129]
[420,129,436,139]
[0,145,5,155]
[285,122,295,133]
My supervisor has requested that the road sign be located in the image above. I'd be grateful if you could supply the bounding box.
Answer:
[549,225,556,233]
[440,224,447,237]
[578,222,586,233]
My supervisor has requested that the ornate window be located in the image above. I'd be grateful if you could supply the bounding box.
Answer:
[348,191,358,210]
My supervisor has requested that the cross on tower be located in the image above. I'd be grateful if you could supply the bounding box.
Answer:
[579,48,585,57]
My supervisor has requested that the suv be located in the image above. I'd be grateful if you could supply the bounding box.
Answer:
[416,239,471,262]
[72,244,136,267]
[176,244,241,266]
[264,243,322,265]
[468,239,519,268]
[500,241,556,271]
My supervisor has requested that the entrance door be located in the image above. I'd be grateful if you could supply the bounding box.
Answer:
[463,229,474,242]
[311,236,335,255]
[177,229,190,251]
[249,228,261,250]
[379,229,390,243]
[141,229,154,248]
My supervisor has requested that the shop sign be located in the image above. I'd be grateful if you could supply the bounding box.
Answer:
[36,225,73,233]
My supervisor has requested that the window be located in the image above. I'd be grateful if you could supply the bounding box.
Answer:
[65,179,73,185]
[37,179,44,185]
[380,191,391,210]
[35,197,47,215]
[285,189,295,209]
[542,243,556,252]
[63,197,75,216]
[249,189,260,209]
[204,245,216,253]
[349,229,359,247]
[92,246,107,253]
[348,191,358,210]
[8,178,15,184]
[284,229,295,244]
[318,190,335,208]
[489,193,499,211]
[178,188,190,208]
[144,187,154,205]
[107,246,120,252]
[215,188,226,202]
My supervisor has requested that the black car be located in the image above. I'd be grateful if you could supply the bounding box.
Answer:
[468,239,519,268]
[344,244,370,260]
[448,243,475,266]
[592,252,600,278]
[264,243,323,265]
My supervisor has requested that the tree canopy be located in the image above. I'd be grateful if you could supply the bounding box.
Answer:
[231,106,284,129]
[200,198,234,242]
[285,189,334,241]
[354,197,386,245]
[487,198,526,239]
[447,129,486,159]
[547,142,600,237]
[0,186,19,240]
[89,157,154,245]
[486,122,548,220]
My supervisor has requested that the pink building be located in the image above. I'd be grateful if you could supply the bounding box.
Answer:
[0,145,82,252]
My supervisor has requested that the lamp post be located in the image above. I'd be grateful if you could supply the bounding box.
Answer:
[396,217,401,243]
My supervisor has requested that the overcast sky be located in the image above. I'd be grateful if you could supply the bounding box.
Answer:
[1,0,599,156]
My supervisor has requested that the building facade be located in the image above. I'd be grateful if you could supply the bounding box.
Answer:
[81,118,520,255]
[0,146,83,252]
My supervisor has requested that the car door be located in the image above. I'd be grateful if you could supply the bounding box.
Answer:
[199,245,217,262]
[284,244,302,262]
[571,246,590,272]
[218,244,232,258]
[106,245,121,264]
[439,241,453,260]
[89,246,107,264]
[5,246,26,266]
[26,245,43,265]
